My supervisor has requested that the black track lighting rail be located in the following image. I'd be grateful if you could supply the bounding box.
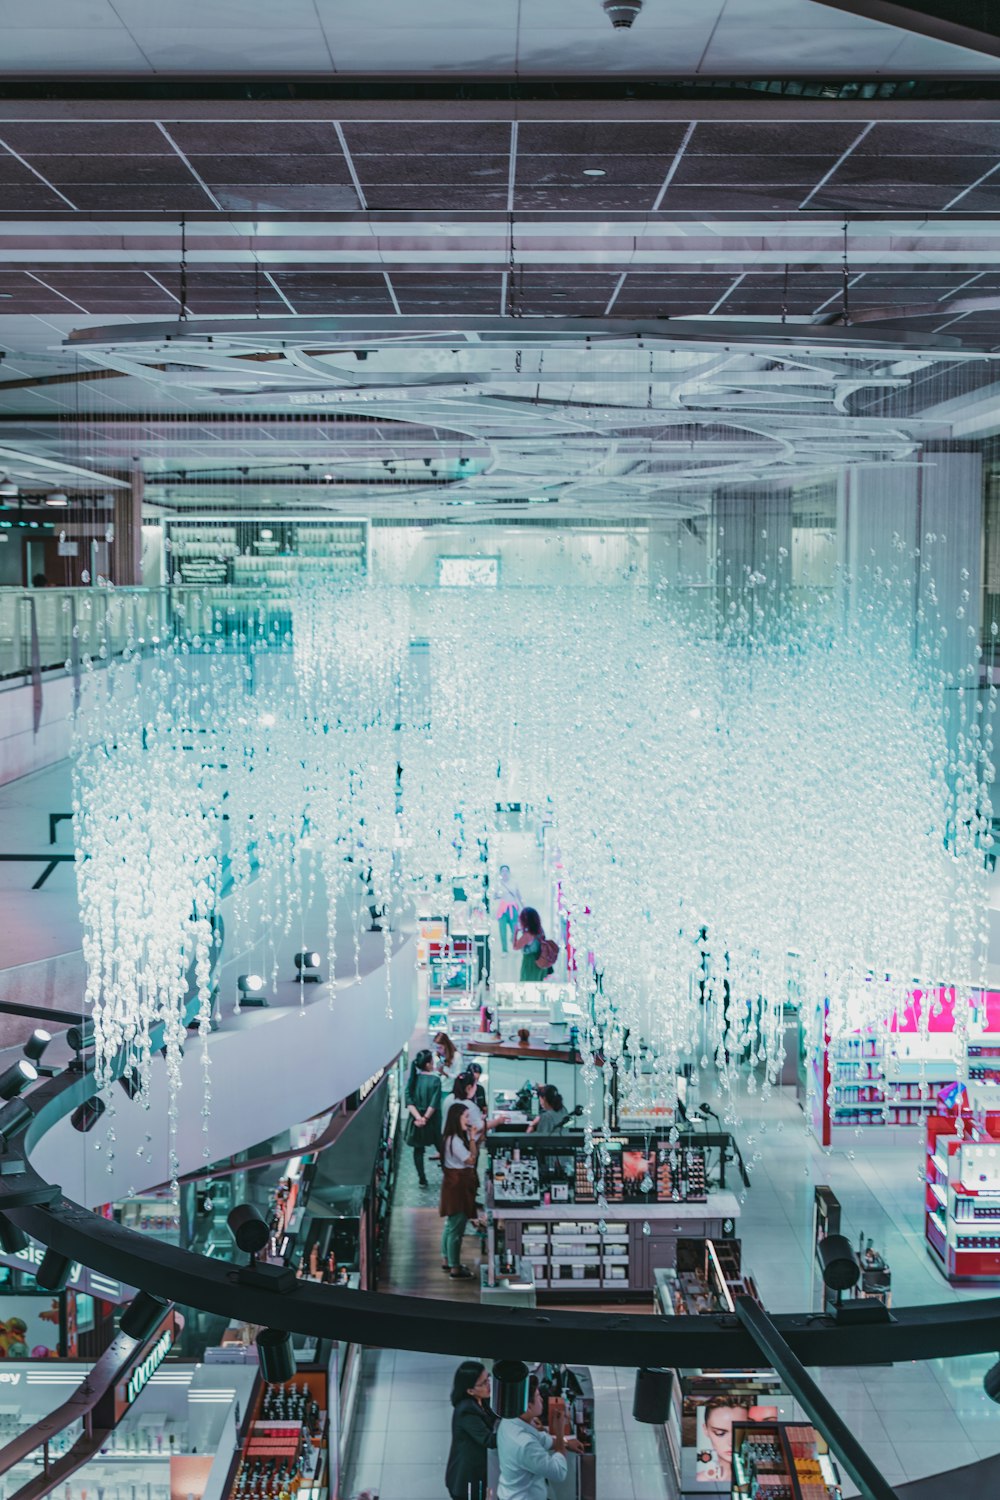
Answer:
[2,1061,1000,1371]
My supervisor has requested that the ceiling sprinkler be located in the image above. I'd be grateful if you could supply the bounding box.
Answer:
[602,0,642,27]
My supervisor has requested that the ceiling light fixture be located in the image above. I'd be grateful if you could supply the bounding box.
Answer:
[583,169,606,177]
[0,478,18,499]
[602,0,642,26]
[45,492,68,508]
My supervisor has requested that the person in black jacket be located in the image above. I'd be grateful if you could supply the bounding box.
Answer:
[445,1360,499,1500]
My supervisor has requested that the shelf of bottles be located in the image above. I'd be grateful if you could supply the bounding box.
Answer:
[731,1420,840,1500]
[165,519,368,610]
[925,1111,1000,1281]
[230,1377,327,1500]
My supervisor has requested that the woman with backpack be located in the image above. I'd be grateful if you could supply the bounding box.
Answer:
[513,906,558,981]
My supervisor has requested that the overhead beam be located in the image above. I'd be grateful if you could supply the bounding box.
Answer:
[808,0,1000,59]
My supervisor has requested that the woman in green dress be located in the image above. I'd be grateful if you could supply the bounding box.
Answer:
[513,906,555,981]
[403,1048,442,1188]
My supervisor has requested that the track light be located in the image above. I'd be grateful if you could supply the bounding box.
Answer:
[237,974,268,1007]
[984,1358,1000,1404]
[35,1248,73,1291]
[256,1328,295,1384]
[294,951,322,983]
[0,1215,27,1255]
[492,1360,530,1418]
[70,1097,105,1133]
[228,1204,270,1259]
[817,1233,860,1292]
[67,1022,95,1054]
[632,1367,674,1424]
[22,1030,51,1065]
[119,1291,171,1343]
[0,1060,37,1102]
[0,1098,33,1144]
[602,0,642,25]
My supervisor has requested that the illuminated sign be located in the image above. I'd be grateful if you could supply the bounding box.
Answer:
[357,1067,385,1103]
[125,1326,173,1406]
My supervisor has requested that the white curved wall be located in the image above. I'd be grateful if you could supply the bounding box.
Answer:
[31,935,418,1207]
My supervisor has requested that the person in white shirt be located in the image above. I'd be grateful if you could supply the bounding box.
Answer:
[496,1375,583,1500]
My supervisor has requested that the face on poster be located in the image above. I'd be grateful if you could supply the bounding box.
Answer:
[695,1401,779,1483]
[0,1297,62,1359]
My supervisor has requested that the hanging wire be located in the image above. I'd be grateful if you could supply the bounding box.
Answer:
[179,217,189,323]
[840,222,851,327]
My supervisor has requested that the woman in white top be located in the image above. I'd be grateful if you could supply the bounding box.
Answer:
[439,1100,478,1279]
[434,1031,463,1082]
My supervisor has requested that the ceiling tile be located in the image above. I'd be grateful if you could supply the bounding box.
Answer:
[351,153,509,187]
[187,154,353,186]
[687,122,862,156]
[516,123,691,157]
[165,121,345,156]
[341,123,510,156]
[0,122,170,155]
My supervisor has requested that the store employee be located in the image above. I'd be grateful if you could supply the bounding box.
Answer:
[496,1375,582,1500]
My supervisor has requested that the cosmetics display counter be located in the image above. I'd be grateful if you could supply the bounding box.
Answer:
[228,1376,329,1500]
[486,1134,738,1298]
[925,1109,1000,1280]
[654,1238,810,1496]
[731,1420,841,1500]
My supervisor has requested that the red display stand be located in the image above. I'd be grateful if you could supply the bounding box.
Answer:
[925,1110,1000,1282]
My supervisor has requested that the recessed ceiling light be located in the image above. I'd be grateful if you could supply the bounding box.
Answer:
[583,168,606,177]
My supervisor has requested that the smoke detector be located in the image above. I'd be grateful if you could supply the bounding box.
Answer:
[602,0,642,27]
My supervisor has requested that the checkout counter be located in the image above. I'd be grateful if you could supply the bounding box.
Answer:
[653,1237,840,1497]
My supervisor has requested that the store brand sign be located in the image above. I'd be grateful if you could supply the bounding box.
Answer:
[0,1373,21,1385]
[126,1327,173,1406]
[357,1067,385,1103]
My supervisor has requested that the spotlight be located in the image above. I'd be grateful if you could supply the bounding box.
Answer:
[633,1367,673,1424]
[228,1204,270,1259]
[294,951,322,984]
[492,1360,529,1418]
[70,1097,105,1133]
[818,1233,860,1292]
[35,1248,73,1292]
[119,1291,171,1343]
[0,1215,27,1255]
[256,1327,295,1385]
[984,1358,1000,1405]
[0,1099,33,1143]
[67,1022,95,1054]
[602,0,642,24]
[237,974,269,1008]
[22,1030,51,1065]
[0,1060,37,1102]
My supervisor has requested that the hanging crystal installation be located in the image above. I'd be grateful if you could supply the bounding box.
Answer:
[71,546,993,1178]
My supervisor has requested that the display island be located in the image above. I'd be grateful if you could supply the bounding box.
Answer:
[485,1132,739,1298]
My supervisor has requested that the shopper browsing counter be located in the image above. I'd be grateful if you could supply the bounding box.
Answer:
[496,1375,583,1500]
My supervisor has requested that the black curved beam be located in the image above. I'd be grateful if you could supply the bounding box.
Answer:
[4,1068,1000,1370]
